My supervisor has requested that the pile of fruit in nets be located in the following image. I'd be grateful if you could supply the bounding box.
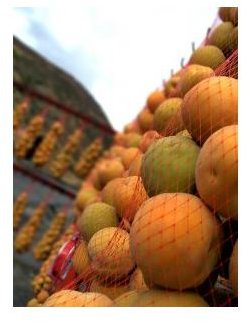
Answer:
[26,7,238,307]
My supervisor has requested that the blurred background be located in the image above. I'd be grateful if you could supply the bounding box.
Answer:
[13,5,218,131]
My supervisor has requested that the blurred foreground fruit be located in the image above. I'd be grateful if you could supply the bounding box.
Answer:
[132,289,209,307]
[43,290,113,307]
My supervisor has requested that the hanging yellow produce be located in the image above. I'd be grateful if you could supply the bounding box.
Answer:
[49,129,82,178]
[15,114,45,158]
[13,97,30,130]
[75,137,103,178]
[33,211,66,261]
[14,202,47,252]
[13,191,28,230]
[32,121,64,166]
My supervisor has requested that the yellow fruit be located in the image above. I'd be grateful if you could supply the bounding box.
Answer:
[141,136,200,196]
[124,133,142,148]
[154,98,184,134]
[101,178,123,206]
[179,64,214,97]
[26,298,39,307]
[72,240,90,275]
[164,76,181,97]
[139,130,160,153]
[121,147,140,170]
[43,290,113,307]
[89,278,129,300]
[229,240,238,296]
[98,159,125,188]
[36,290,49,303]
[208,22,234,54]
[147,90,166,113]
[75,186,99,212]
[138,108,154,133]
[113,290,140,307]
[133,289,209,307]
[196,125,238,219]
[130,193,222,290]
[127,153,143,177]
[189,46,225,70]
[77,202,118,241]
[113,176,148,222]
[181,76,238,145]
[88,227,135,280]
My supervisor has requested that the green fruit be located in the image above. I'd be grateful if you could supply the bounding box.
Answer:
[141,136,200,196]
[208,22,234,54]
[189,45,225,70]
[153,98,183,134]
[77,202,118,241]
[180,64,214,97]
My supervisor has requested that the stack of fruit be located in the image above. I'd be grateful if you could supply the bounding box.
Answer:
[33,211,66,260]
[32,121,64,167]
[29,224,76,306]
[13,191,28,230]
[14,115,45,158]
[14,202,47,252]
[37,7,238,307]
[74,138,103,178]
[13,97,30,130]
[49,129,82,178]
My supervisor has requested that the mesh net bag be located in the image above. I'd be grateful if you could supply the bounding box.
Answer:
[27,7,238,307]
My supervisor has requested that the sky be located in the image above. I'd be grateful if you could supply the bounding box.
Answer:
[13,3,219,131]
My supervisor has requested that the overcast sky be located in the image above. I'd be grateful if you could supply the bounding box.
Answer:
[13,4,218,131]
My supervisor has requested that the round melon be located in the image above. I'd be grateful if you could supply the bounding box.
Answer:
[130,193,222,290]
[141,136,200,196]
[88,227,135,280]
[77,202,118,241]
[181,76,238,145]
[196,125,238,219]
